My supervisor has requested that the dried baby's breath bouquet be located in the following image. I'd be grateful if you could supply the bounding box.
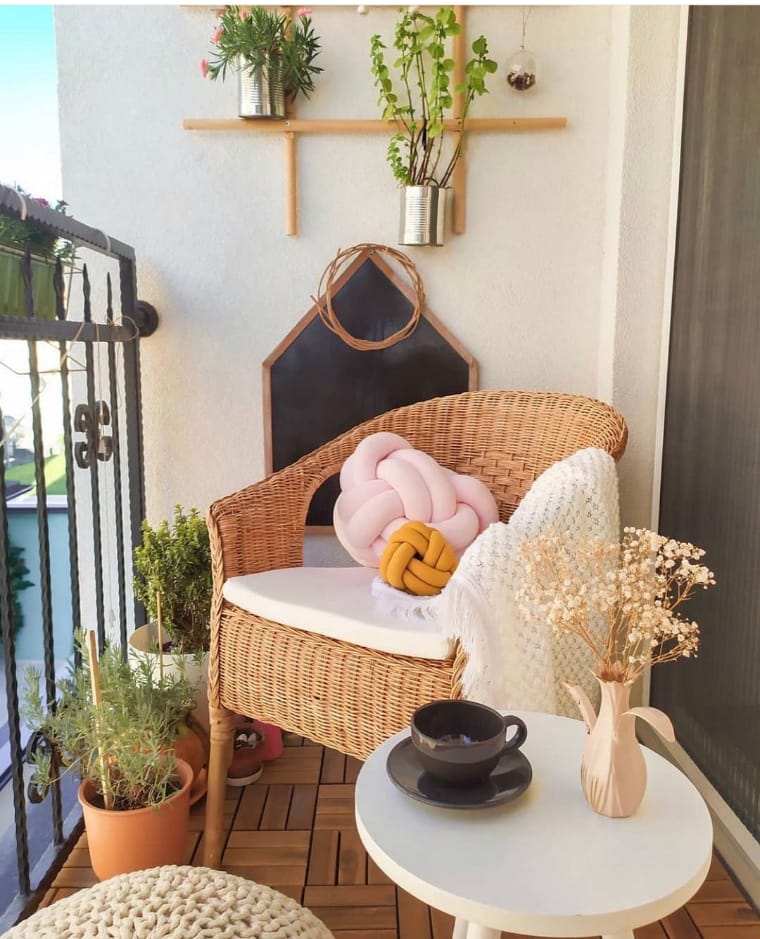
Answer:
[517,527,715,683]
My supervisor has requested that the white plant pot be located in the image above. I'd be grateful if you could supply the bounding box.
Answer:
[128,624,209,734]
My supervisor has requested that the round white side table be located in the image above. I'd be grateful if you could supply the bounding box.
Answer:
[355,711,712,939]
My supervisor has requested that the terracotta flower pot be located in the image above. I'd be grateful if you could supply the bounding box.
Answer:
[78,758,193,880]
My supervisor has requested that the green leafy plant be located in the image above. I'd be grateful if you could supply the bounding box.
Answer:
[133,506,212,655]
[201,6,323,101]
[9,539,33,634]
[370,7,497,186]
[23,633,195,810]
[0,186,74,262]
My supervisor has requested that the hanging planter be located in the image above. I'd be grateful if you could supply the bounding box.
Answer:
[399,186,447,247]
[0,248,57,320]
[370,8,497,247]
[201,7,323,119]
[238,54,285,119]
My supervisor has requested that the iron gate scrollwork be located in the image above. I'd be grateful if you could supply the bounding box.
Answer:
[0,184,158,927]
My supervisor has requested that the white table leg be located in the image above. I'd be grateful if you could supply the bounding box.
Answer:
[452,918,468,939]
[452,921,499,939]
[602,931,634,939]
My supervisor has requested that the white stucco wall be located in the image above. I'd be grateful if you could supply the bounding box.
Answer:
[54,4,684,542]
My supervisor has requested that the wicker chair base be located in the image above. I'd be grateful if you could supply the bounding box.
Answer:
[218,602,465,762]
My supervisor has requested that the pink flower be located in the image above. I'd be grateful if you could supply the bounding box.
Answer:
[211,25,223,43]
[200,58,210,78]
[239,7,248,20]
[295,7,311,16]
[33,197,50,207]
[215,5,228,17]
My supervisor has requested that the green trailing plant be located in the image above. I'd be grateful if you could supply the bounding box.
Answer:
[9,539,33,634]
[0,186,74,262]
[201,6,323,101]
[132,506,212,655]
[370,7,497,187]
[23,632,195,811]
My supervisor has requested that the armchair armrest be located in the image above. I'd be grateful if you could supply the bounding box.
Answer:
[207,462,311,584]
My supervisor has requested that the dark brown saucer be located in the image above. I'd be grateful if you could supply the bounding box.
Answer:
[386,735,532,810]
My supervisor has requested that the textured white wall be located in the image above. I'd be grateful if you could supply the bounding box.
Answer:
[54,4,683,540]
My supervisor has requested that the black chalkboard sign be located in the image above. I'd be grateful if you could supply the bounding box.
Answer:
[264,249,476,526]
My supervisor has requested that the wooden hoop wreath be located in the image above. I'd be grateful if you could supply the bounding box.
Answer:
[311,243,426,351]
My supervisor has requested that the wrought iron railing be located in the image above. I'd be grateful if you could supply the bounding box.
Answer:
[0,184,157,926]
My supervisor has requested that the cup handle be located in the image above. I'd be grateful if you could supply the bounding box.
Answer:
[501,715,528,753]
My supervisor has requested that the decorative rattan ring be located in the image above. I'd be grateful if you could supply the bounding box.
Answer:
[311,243,425,351]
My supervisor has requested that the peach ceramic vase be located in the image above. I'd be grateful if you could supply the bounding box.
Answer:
[564,677,676,818]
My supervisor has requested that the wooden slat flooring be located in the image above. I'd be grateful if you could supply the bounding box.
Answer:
[40,735,760,938]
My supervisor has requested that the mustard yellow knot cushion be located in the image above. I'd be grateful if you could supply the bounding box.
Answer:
[379,521,458,596]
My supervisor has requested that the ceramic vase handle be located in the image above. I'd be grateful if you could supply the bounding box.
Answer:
[619,706,676,743]
[501,715,528,753]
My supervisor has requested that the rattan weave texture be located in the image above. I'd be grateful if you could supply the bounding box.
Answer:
[206,390,627,761]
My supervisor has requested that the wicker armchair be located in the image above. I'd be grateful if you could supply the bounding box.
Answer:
[203,390,627,866]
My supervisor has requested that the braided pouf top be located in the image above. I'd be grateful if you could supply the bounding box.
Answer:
[3,865,334,939]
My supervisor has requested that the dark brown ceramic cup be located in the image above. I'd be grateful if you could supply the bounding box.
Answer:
[410,699,528,786]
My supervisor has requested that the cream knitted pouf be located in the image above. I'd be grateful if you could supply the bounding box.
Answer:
[2,865,334,938]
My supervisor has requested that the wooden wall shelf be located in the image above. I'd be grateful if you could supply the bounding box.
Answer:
[184,7,567,235]
[183,117,568,134]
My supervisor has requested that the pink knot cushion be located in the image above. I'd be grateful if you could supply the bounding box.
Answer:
[333,432,499,567]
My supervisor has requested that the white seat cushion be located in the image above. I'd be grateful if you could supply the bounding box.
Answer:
[222,566,454,661]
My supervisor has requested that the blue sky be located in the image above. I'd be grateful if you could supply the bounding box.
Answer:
[0,5,61,202]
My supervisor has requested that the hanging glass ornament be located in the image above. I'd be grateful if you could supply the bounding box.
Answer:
[506,8,537,92]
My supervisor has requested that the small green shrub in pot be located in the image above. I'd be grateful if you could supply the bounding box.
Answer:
[132,505,212,655]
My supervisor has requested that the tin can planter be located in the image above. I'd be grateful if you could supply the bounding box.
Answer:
[398,186,447,247]
[238,55,285,119]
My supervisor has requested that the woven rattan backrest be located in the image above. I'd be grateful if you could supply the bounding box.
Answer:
[299,389,627,523]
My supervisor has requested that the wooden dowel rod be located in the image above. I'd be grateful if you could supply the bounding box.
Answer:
[452,4,466,235]
[86,629,113,811]
[284,131,298,236]
[183,117,568,133]
[156,591,164,682]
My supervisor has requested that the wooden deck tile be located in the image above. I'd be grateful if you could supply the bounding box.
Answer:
[52,867,98,889]
[430,906,455,939]
[707,855,732,881]
[308,829,340,885]
[288,784,318,830]
[322,748,347,784]
[695,879,748,902]
[225,864,306,885]
[368,856,394,886]
[337,830,367,885]
[687,902,760,927]
[308,905,398,931]
[635,923,669,938]
[662,907,702,939]
[260,784,293,829]
[304,885,396,907]
[331,931,397,939]
[700,928,760,939]
[28,733,760,939]
[398,887,432,939]
[235,783,269,829]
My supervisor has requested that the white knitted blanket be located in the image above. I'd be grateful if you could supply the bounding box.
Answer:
[372,447,619,717]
